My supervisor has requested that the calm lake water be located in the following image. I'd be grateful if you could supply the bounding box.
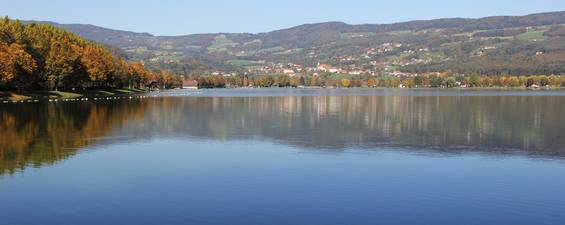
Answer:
[1,88,565,225]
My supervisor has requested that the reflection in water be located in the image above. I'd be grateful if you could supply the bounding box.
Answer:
[2,95,565,174]
[0,100,149,174]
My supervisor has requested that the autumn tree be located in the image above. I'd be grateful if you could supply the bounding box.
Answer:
[341,79,351,88]
[402,79,415,88]
[0,43,18,83]
[0,43,37,89]
[130,62,149,89]
[0,17,166,91]
[290,76,301,87]
[276,75,290,87]
[243,75,250,87]
[367,79,377,88]
[309,76,320,87]
[257,76,275,87]
[45,39,81,90]
[229,75,243,87]
[81,45,116,87]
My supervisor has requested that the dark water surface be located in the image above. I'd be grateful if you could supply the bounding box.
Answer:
[1,89,565,225]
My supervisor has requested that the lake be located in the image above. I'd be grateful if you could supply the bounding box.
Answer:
[1,88,565,225]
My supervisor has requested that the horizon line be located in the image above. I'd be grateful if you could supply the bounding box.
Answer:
[6,10,564,37]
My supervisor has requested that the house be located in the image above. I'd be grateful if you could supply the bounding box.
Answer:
[317,62,340,73]
[328,68,341,73]
[182,80,199,89]
[317,62,331,71]
[283,69,295,74]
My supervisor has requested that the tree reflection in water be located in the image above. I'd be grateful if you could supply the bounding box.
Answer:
[1,95,564,174]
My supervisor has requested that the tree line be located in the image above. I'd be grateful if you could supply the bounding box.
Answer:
[0,17,182,91]
[189,73,565,89]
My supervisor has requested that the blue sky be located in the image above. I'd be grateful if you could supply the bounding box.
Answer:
[1,0,564,35]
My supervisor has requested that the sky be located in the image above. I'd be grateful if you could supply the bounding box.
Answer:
[1,0,565,36]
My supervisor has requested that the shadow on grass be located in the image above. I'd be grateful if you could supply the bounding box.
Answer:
[24,91,83,99]
[82,88,147,97]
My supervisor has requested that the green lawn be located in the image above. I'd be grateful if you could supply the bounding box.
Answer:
[207,35,239,52]
[226,60,262,67]
[112,88,146,94]
[82,88,147,97]
[0,91,30,101]
[1,88,147,101]
[328,73,353,80]
[340,32,376,39]
[243,39,262,46]
[516,30,546,41]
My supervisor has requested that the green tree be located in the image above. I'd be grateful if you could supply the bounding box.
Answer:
[414,76,423,86]
[429,75,444,87]
[446,77,457,88]
[540,76,549,87]
[469,75,481,87]
[508,77,520,87]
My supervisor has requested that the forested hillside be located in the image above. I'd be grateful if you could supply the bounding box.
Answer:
[0,17,181,91]
[29,11,565,76]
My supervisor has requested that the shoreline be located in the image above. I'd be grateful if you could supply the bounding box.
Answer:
[0,88,147,102]
[2,87,563,103]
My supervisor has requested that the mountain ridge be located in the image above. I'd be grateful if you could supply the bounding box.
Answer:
[17,11,565,75]
[23,11,565,37]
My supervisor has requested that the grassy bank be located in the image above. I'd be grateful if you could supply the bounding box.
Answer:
[1,88,147,102]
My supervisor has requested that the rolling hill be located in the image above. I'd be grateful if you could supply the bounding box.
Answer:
[23,11,565,75]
